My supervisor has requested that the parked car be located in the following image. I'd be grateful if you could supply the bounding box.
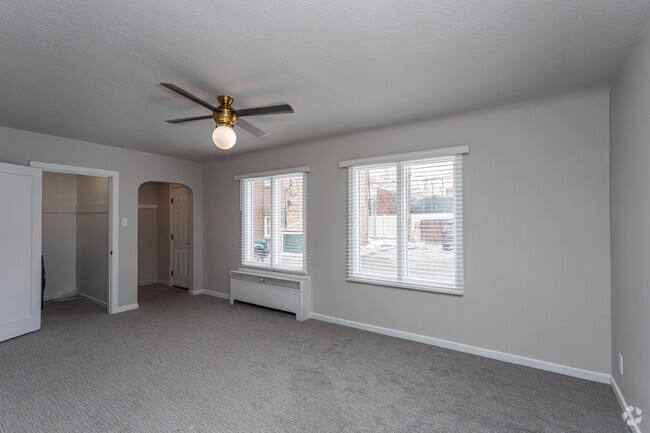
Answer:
[254,238,270,261]
[441,221,454,251]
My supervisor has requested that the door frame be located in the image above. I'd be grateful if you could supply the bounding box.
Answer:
[169,184,192,289]
[29,161,120,314]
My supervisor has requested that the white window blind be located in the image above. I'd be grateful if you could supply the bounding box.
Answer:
[346,154,464,293]
[240,172,306,272]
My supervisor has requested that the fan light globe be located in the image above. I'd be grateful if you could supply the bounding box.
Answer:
[212,126,237,150]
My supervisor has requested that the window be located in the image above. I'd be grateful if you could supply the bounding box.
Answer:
[240,171,306,272]
[263,216,271,238]
[345,151,464,294]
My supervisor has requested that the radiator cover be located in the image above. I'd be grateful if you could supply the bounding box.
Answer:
[229,269,310,321]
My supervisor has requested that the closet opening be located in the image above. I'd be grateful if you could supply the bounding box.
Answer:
[41,171,111,313]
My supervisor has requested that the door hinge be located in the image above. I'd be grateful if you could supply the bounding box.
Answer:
[171,198,174,204]
[110,251,113,255]
[171,270,174,276]
[171,234,174,240]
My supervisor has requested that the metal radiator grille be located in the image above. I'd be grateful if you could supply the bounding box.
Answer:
[231,272,301,291]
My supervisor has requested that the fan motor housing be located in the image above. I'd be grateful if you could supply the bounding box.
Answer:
[213,95,237,127]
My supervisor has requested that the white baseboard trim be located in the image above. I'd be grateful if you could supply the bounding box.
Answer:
[309,313,611,384]
[204,290,230,299]
[157,279,171,286]
[138,279,157,287]
[44,289,78,301]
[114,303,139,313]
[611,376,642,433]
[77,292,107,307]
[189,289,229,299]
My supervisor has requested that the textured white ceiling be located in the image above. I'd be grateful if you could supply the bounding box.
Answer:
[1,0,649,161]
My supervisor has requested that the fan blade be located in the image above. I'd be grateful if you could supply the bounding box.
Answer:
[236,119,269,137]
[160,83,216,111]
[165,115,214,124]
[236,103,294,117]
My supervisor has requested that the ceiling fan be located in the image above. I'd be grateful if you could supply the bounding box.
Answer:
[161,83,294,150]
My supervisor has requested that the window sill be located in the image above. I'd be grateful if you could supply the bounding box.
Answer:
[238,265,310,280]
[346,276,463,296]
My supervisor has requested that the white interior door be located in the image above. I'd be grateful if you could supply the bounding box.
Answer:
[0,162,42,342]
[171,185,191,289]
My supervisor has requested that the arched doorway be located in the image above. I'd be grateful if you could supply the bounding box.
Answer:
[137,182,193,298]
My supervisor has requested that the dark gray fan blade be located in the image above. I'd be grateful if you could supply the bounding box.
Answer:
[165,115,213,124]
[236,103,294,117]
[160,83,216,111]
[236,118,269,137]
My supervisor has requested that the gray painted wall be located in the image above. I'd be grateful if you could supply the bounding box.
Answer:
[610,22,650,414]
[138,182,158,205]
[203,90,612,373]
[42,172,77,299]
[76,175,109,303]
[0,126,204,308]
[42,172,110,303]
[138,182,158,285]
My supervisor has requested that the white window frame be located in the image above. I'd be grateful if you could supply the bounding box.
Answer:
[236,167,309,274]
[341,146,468,295]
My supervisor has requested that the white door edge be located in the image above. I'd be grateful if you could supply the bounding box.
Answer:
[0,162,42,342]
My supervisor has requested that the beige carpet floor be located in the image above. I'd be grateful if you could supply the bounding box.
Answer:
[0,284,628,432]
